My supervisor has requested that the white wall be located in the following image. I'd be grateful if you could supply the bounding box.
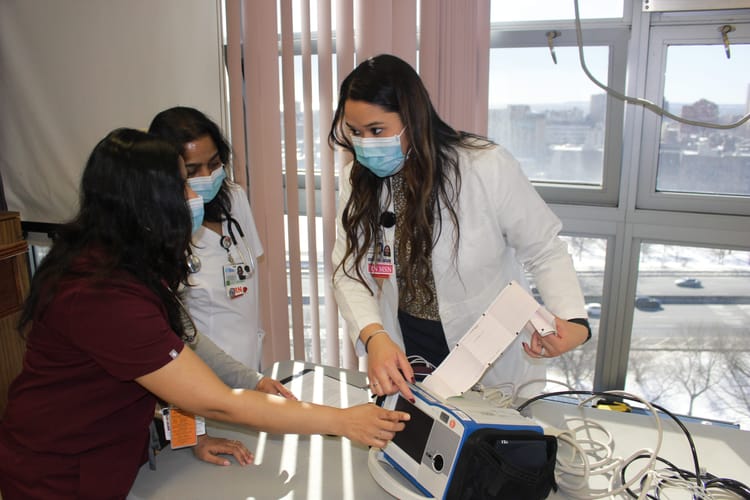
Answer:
[0,0,226,223]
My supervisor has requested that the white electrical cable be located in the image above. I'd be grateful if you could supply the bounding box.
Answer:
[471,381,516,408]
[652,469,714,499]
[406,354,436,370]
[513,378,582,406]
[519,389,666,499]
[580,391,663,498]
[572,0,750,130]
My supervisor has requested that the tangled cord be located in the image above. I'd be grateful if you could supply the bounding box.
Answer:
[622,455,750,500]
[469,383,749,499]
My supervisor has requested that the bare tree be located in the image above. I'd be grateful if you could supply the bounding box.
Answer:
[712,333,750,423]
[664,323,727,417]
[669,349,719,416]
[627,349,672,405]
[551,340,597,390]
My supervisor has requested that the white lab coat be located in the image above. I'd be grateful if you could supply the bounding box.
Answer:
[332,142,586,391]
[184,184,265,370]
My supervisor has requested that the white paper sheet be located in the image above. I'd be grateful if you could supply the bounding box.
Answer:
[422,281,555,400]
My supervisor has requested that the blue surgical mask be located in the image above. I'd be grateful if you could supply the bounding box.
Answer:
[187,196,205,234]
[351,128,407,178]
[188,166,226,203]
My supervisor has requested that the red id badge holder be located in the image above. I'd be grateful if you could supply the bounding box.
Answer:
[367,237,394,279]
[223,262,249,299]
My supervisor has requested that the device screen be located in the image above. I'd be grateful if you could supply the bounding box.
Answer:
[392,396,434,464]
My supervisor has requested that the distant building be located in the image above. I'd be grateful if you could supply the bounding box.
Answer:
[680,98,718,136]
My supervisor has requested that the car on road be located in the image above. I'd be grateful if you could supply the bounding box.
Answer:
[635,296,662,311]
[585,302,601,318]
[674,277,702,288]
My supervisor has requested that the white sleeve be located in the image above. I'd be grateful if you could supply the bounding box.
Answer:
[190,333,263,389]
[486,146,586,319]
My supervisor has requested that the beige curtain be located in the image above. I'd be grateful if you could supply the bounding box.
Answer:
[225,0,490,370]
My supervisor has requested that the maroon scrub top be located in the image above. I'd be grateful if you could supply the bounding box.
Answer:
[0,268,185,499]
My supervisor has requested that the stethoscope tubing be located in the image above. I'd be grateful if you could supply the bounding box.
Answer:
[186,214,256,276]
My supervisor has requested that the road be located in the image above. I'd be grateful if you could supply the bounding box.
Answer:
[576,272,749,300]
[574,271,749,343]
[588,303,750,339]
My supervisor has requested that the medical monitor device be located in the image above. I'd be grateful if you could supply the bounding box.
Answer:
[375,384,548,499]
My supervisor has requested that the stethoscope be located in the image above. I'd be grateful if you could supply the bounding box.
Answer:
[186,211,256,276]
[222,212,256,276]
[187,249,202,273]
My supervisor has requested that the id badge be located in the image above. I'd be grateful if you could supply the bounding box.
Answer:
[368,238,393,279]
[161,406,205,450]
[223,262,250,299]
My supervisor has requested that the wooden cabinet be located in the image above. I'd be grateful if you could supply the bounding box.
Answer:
[0,212,30,416]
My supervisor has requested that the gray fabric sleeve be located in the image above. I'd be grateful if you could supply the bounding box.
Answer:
[189,333,263,389]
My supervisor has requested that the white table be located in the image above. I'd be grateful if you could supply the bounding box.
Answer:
[128,361,395,500]
[129,361,750,499]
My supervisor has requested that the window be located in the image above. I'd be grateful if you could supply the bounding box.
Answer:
[626,243,750,428]
[487,4,628,205]
[637,23,750,215]
[488,45,610,187]
[527,235,608,391]
[492,2,750,430]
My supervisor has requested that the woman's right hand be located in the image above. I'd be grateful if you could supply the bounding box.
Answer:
[365,332,415,402]
[255,376,297,400]
[340,403,410,448]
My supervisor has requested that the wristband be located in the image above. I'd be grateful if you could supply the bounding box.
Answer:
[364,330,387,353]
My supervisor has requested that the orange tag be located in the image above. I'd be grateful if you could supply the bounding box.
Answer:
[169,407,198,449]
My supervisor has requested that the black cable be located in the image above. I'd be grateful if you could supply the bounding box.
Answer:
[621,454,692,499]
[518,390,750,500]
[517,391,703,494]
[649,402,701,490]
[623,457,750,499]
[704,477,750,499]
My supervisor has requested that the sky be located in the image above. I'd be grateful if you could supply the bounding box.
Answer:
[289,0,749,110]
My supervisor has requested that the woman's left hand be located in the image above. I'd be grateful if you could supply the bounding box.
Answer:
[255,376,297,399]
[192,434,254,466]
[523,317,588,359]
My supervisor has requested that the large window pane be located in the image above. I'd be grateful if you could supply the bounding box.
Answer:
[527,236,607,391]
[657,44,750,197]
[626,243,750,429]
[488,46,609,186]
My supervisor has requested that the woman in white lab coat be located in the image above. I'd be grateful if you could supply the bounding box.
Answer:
[328,54,591,401]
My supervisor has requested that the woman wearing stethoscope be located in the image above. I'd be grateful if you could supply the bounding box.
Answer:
[150,107,265,370]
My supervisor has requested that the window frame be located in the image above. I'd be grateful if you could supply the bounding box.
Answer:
[636,21,750,216]
[488,22,630,206]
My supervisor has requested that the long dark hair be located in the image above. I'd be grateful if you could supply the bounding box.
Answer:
[18,128,192,338]
[328,54,492,302]
[148,106,233,223]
